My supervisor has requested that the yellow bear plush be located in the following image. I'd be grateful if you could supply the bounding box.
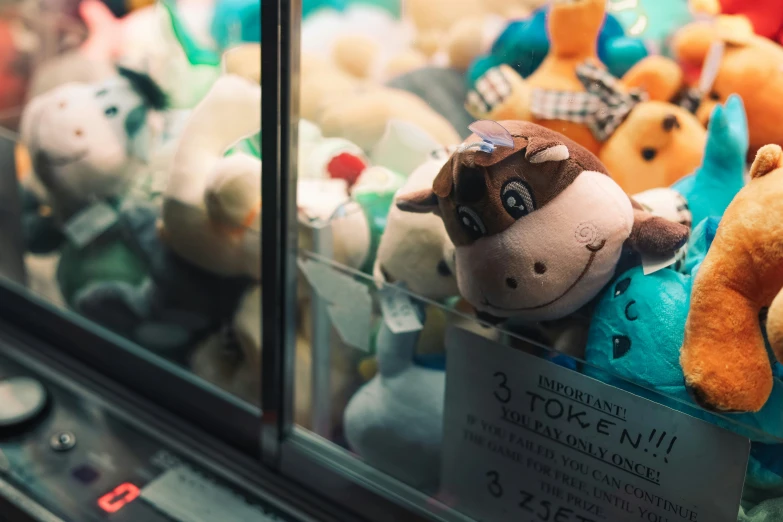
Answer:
[467,0,706,194]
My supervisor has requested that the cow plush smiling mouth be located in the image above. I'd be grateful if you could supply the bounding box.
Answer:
[397,120,690,322]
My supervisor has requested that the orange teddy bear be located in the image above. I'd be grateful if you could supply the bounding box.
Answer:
[673,21,783,159]
[681,144,783,413]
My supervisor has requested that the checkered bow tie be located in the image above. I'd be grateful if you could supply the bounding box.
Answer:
[530,62,648,142]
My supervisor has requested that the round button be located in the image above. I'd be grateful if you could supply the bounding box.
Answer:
[50,431,76,452]
[0,377,47,428]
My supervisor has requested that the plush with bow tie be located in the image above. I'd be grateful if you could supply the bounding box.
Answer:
[466,0,706,195]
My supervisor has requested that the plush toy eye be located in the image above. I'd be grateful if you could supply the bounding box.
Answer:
[501,179,535,219]
[641,148,657,161]
[614,277,631,297]
[709,91,721,101]
[612,335,631,359]
[104,106,119,117]
[436,259,452,277]
[456,206,486,239]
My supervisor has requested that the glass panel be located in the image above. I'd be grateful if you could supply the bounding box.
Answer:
[0,0,263,407]
[290,0,783,520]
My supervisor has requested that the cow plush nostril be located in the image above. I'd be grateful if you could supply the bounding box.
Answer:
[58,101,66,109]
[74,129,83,137]
[505,277,518,289]
[534,262,547,274]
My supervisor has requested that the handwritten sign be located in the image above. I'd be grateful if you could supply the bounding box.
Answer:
[441,327,750,522]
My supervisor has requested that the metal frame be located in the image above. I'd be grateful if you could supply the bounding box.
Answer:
[260,0,299,467]
[256,1,480,520]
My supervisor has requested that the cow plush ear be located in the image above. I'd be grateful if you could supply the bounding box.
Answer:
[628,209,690,256]
[433,155,456,198]
[525,138,569,164]
[750,144,783,179]
[396,189,440,214]
[117,66,168,110]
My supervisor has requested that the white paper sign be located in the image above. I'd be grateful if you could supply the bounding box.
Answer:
[142,466,280,522]
[298,258,372,352]
[441,327,749,522]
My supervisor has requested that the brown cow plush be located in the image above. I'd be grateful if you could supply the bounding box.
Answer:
[397,121,689,324]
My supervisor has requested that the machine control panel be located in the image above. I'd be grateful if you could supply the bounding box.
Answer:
[0,349,292,522]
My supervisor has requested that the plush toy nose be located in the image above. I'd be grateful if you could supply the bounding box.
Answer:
[662,114,680,132]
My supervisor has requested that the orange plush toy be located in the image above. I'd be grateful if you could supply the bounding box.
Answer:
[681,144,783,414]
[673,21,783,159]
[466,0,706,194]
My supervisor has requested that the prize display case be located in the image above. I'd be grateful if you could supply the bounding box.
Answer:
[0,0,782,521]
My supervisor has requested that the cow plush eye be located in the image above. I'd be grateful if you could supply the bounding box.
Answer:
[501,179,535,219]
[104,106,118,117]
[456,206,486,239]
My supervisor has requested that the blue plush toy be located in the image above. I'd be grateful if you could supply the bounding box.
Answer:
[672,94,748,227]
[466,7,648,88]
[586,217,783,494]
[343,297,445,493]
[606,0,694,56]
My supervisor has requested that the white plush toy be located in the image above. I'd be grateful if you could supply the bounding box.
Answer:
[344,300,445,492]
[162,73,261,279]
[372,152,459,299]
[190,285,261,404]
[20,67,168,221]
[301,4,423,83]
[343,148,466,492]
[298,119,369,187]
[163,73,263,397]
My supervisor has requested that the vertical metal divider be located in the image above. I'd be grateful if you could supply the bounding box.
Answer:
[260,0,302,468]
[309,222,333,438]
[0,137,27,286]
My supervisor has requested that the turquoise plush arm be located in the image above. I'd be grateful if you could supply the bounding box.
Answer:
[672,95,748,226]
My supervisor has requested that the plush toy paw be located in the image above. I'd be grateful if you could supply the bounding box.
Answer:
[466,65,530,120]
[682,354,773,413]
[680,143,783,413]
[205,154,262,234]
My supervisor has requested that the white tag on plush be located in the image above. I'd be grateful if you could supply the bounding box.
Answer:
[641,252,678,275]
[698,40,725,95]
[64,202,119,249]
[639,197,686,275]
[379,285,423,334]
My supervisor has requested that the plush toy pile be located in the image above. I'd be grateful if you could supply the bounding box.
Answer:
[10,0,783,518]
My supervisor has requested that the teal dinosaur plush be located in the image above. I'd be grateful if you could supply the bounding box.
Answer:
[586,217,783,494]
[671,94,748,227]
